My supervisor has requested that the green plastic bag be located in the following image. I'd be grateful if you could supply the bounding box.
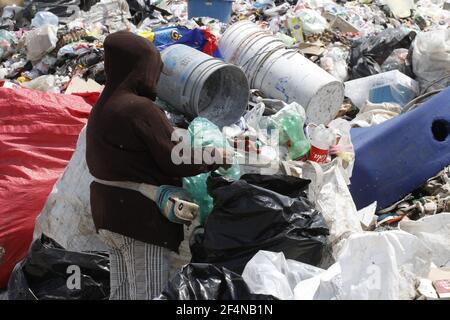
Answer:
[182,118,240,225]
[269,102,311,160]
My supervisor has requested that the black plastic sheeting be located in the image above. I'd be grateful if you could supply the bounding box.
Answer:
[350,28,416,79]
[157,263,276,300]
[8,234,110,300]
[190,174,329,275]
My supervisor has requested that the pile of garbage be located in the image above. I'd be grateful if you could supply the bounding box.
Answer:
[1,0,450,300]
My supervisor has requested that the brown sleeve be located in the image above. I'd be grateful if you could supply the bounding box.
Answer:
[133,114,220,178]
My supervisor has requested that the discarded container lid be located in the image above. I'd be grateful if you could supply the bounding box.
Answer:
[157,44,249,128]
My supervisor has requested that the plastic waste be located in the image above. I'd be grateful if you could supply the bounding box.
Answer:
[25,25,58,62]
[350,86,450,210]
[386,0,414,18]
[31,11,59,28]
[22,75,60,93]
[299,158,362,256]
[320,46,349,82]
[399,213,450,268]
[381,48,411,76]
[157,263,275,300]
[7,235,110,300]
[242,251,324,300]
[269,102,311,160]
[350,28,416,79]
[306,124,335,163]
[190,174,329,274]
[0,29,15,60]
[182,118,240,225]
[412,29,450,92]
[298,9,328,35]
[293,231,432,300]
[345,70,419,109]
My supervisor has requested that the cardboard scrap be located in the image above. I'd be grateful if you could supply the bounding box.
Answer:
[65,76,104,94]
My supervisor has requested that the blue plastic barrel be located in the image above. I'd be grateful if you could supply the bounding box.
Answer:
[350,86,450,210]
[188,0,234,22]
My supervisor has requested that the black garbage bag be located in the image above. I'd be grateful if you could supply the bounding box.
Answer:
[8,234,110,300]
[23,1,82,21]
[157,263,275,300]
[350,28,416,79]
[190,174,329,275]
[127,0,172,25]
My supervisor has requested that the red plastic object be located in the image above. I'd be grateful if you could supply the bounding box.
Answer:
[0,87,92,288]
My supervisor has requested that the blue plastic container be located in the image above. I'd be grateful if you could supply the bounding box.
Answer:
[188,0,233,22]
[350,86,450,210]
[369,83,416,107]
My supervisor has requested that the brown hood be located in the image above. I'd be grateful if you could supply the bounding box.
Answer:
[101,31,163,100]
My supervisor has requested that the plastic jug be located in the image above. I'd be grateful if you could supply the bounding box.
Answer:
[350,86,450,210]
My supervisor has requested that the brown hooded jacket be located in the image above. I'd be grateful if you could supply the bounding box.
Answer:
[86,31,215,252]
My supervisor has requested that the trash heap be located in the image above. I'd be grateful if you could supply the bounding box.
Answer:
[1,0,450,300]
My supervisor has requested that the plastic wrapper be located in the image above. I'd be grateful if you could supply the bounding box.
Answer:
[31,11,59,28]
[157,263,275,300]
[412,29,450,92]
[190,173,329,274]
[182,118,240,225]
[350,27,416,79]
[7,235,110,300]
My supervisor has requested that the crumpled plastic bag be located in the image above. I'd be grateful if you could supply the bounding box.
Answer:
[298,158,362,257]
[350,27,416,79]
[399,213,450,268]
[298,9,328,35]
[182,118,240,225]
[22,75,60,93]
[25,25,58,61]
[412,29,450,92]
[350,101,402,128]
[157,263,275,300]
[7,234,110,300]
[320,46,349,82]
[31,11,59,28]
[242,251,324,300]
[292,231,432,300]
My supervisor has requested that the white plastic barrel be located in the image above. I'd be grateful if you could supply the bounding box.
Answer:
[157,44,249,128]
[219,21,344,124]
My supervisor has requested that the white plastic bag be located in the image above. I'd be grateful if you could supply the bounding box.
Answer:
[300,158,362,256]
[412,29,450,91]
[399,213,450,267]
[22,75,60,93]
[298,9,328,35]
[293,231,432,300]
[25,25,58,61]
[337,231,432,300]
[242,251,324,300]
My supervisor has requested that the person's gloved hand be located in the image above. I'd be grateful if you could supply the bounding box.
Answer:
[156,186,198,225]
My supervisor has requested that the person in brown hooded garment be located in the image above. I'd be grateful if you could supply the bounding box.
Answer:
[86,31,228,299]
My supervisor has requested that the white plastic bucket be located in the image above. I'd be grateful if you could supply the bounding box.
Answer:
[254,49,344,124]
[157,44,250,128]
[219,21,344,124]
